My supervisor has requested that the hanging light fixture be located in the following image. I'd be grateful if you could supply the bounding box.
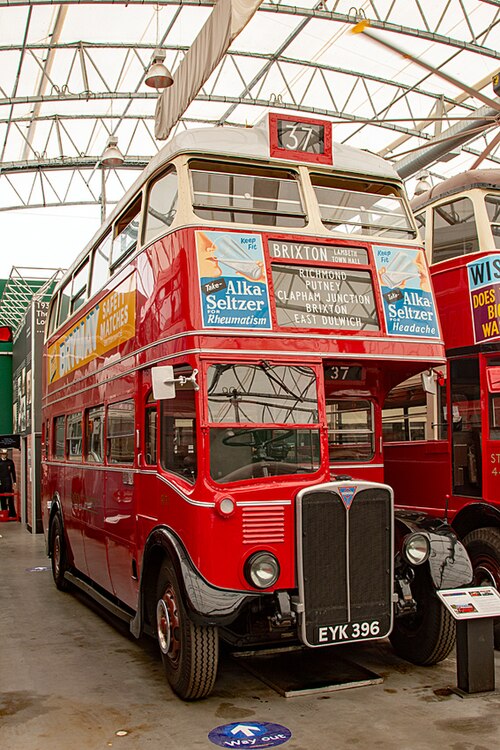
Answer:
[101,136,124,167]
[145,48,173,89]
[145,5,173,89]
[414,171,432,197]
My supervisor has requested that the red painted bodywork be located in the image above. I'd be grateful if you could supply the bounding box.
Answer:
[42,227,444,612]
[385,250,500,525]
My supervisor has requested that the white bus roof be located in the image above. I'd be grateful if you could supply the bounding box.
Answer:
[58,119,403,287]
[411,169,500,212]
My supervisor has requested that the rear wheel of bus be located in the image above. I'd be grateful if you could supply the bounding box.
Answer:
[389,566,455,665]
[155,558,218,700]
[50,514,70,592]
[463,527,500,649]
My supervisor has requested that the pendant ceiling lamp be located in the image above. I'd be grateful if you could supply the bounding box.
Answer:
[145,48,173,89]
[101,136,124,167]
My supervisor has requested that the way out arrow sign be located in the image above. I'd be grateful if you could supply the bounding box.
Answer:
[208,721,292,748]
[231,725,261,738]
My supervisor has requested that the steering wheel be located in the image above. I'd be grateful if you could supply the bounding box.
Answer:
[222,429,257,447]
[222,429,294,463]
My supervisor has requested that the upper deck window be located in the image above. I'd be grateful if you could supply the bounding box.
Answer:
[311,174,415,240]
[432,197,478,263]
[90,233,111,296]
[58,279,71,327]
[111,197,141,270]
[144,168,178,245]
[71,259,89,314]
[46,296,58,337]
[414,211,426,243]
[189,160,306,228]
[485,193,500,250]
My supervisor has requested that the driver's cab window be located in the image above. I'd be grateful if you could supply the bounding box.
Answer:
[160,368,197,482]
[206,363,320,483]
[326,399,374,462]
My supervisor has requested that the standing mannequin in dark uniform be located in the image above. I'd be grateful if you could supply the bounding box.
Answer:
[0,448,17,517]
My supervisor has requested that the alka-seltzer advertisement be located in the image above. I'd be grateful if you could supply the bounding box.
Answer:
[48,277,136,384]
[467,254,500,343]
[196,231,271,330]
[373,246,440,339]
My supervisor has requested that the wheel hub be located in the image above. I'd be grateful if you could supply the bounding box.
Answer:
[156,585,181,665]
[53,535,61,576]
[156,599,172,655]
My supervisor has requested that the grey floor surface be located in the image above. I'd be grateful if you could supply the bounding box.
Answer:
[1,521,500,750]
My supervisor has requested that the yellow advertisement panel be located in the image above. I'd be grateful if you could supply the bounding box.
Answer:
[48,276,136,384]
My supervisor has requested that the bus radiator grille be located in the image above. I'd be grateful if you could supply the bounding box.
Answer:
[298,486,392,646]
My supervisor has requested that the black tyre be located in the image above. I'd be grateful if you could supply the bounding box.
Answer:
[389,566,455,665]
[155,558,218,700]
[50,515,70,592]
[462,527,500,649]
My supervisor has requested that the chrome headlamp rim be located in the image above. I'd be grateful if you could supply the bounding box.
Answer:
[244,551,280,589]
[403,532,431,566]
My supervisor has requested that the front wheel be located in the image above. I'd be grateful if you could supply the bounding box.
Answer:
[50,515,70,591]
[390,567,455,665]
[462,527,500,649]
[156,558,218,700]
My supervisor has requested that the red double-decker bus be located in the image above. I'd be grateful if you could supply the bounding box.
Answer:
[384,169,500,647]
[42,114,471,699]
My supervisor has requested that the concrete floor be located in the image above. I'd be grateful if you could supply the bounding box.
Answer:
[1,521,500,750]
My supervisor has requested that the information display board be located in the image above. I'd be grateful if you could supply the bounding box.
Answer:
[272,264,378,331]
[437,587,500,620]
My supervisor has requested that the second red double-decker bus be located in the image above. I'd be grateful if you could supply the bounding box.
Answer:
[384,169,500,647]
[42,113,471,700]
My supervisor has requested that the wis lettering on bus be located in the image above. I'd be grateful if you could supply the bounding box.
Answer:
[469,258,500,286]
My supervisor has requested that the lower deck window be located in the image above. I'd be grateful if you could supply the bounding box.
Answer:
[107,400,135,464]
[86,406,104,463]
[53,416,65,459]
[66,413,82,460]
[327,399,374,462]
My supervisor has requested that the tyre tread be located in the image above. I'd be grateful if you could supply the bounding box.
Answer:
[156,558,218,700]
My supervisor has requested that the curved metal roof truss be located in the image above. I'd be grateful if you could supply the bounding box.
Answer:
[0,0,499,213]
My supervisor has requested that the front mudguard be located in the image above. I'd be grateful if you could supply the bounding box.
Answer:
[395,511,473,589]
[131,526,260,638]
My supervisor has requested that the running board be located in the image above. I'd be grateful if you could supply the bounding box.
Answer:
[64,571,134,625]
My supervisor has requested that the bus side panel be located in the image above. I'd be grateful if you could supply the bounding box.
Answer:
[105,467,138,608]
[62,463,89,576]
[81,466,113,592]
[384,440,451,517]
[483,434,500,509]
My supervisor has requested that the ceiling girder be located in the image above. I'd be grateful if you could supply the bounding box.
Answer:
[0,0,499,215]
[2,2,499,58]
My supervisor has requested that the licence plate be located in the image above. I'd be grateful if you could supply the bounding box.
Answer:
[315,619,381,644]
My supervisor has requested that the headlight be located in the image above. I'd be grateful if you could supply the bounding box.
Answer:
[244,551,280,589]
[403,533,430,565]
